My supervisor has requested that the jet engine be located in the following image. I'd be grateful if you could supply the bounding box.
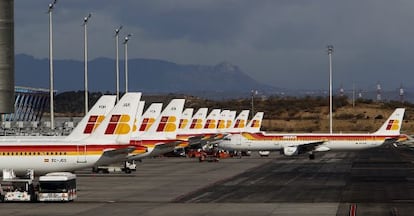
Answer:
[283,146,298,156]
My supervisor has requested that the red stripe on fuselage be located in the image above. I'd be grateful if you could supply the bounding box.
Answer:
[242,132,393,141]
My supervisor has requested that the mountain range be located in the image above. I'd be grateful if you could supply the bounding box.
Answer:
[15,54,277,99]
[14,54,413,102]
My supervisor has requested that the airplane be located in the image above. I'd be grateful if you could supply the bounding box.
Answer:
[176,109,252,149]
[218,108,405,159]
[0,95,116,142]
[176,108,223,149]
[128,99,185,160]
[196,108,222,145]
[136,102,163,136]
[224,110,250,134]
[216,110,230,132]
[0,93,142,176]
[176,107,208,148]
[205,110,261,147]
[224,111,237,130]
[244,112,264,133]
[178,108,194,131]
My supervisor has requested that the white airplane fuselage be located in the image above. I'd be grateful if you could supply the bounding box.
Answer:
[0,141,136,176]
[219,132,391,151]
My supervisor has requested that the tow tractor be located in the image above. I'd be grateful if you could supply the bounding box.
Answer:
[199,148,219,162]
[0,179,36,202]
[92,160,137,174]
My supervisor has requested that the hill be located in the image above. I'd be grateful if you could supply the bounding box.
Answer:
[15,54,277,99]
[49,92,414,133]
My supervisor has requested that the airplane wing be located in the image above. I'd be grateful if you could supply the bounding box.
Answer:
[127,141,182,160]
[287,140,327,155]
[298,141,325,154]
[187,135,204,146]
[95,146,136,166]
[148,141,182,157]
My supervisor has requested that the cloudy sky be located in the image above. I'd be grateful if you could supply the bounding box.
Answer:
[14,1,414,91]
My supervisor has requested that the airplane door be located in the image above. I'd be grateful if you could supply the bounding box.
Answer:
[77,144,87,163]
[235,133,242,147]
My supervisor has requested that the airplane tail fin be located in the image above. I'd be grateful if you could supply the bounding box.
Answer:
[133,101,146,132]
[217,110,230,131]
[226,111,237,129]
[178,108,194,130]
[226,110,249,133]
[185,108,208,133]
[85,92,142,144]
[65,95,116,141]
[374,108,405,136]
[141,99,185,140]
[244,112,264,133]
[202,109,221,132]
[138,103,163,133]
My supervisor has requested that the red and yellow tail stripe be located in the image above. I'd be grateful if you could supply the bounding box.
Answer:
[204,119,216,129]
[234,119,246,128]
[190,119,203,129]
[104,114,132,135]
[386,120,400,131]
[139,118,156,131]
[83,115,105,134]
[156,116,177,132]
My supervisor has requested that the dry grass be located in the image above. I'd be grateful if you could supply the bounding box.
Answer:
[261,104,414,133]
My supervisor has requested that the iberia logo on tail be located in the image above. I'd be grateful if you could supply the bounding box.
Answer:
[204,119,217,129]
[179,119,189,129]
[83,115,105,134]
[139,118,156,131]
[104,114,131,134]
[386,120,400,130]
[156,116,177,132]
[217,119,226,129]
[251,120,261,128]
[190,119,203,129]
[234,119,246,128]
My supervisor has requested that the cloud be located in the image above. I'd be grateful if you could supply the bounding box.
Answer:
[13,0,414,90]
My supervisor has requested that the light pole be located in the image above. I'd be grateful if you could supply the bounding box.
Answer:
[83,13,91,115]
[327,45,334,134]
[123,34,132,93]
[114,26,122,103]
[251,90,257,119]
[48,0,57,130]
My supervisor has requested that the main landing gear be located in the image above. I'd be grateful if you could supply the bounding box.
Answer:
[308,152,315,160]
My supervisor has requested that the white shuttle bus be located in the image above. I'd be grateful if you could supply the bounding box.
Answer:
[38,172,77,202]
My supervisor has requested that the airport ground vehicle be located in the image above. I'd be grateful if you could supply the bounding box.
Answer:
[0,179,36,202]
[199,148,220,162]
[38,172,77,202]
[186,149,204,158]
[92,161,137,174]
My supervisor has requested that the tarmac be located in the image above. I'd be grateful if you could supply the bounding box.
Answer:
[2,144,414,216]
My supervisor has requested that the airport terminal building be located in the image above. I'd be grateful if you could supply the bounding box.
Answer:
[1,86,49,122]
